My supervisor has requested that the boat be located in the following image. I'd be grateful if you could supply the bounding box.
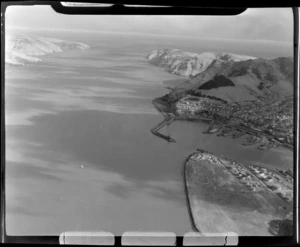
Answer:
[203,125,221,134]
[217,127,234,136]
[242,135,260,146]
[258,140,276,150]
[232,130,246,139]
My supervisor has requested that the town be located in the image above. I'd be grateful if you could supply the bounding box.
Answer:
[174,92,293,151]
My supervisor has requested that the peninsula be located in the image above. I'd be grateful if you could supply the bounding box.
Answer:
[185,149,293,236]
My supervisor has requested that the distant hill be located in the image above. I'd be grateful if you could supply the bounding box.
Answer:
[188,57,293,101]
[146,49,256,77]
[147,49,293,102]
[5,34,89,65]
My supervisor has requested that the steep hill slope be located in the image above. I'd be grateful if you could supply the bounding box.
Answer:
[147,49,293,102]
[187,57,293,101]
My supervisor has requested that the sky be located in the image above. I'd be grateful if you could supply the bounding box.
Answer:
[5,5,293,44]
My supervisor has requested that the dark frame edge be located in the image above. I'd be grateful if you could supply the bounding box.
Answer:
[0,2,299,246]
[50,2,247,16]
[293,6,300,247]
[1,2,8,244]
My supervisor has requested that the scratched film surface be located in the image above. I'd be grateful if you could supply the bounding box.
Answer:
[5,6,294,236]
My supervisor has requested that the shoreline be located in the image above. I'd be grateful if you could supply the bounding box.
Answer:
[152,94,293,152]
[182,152,201,233]
[150,90,293,234]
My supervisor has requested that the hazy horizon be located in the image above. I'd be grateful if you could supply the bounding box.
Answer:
[5,6,293,45]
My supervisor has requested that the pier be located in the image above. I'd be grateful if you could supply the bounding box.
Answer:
[151,99,176,143]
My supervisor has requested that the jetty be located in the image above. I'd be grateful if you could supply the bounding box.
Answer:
[151,99,176,143]
[151,115,176,142]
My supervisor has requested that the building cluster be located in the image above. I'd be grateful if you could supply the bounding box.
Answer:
[191,152,221,165]
[192,150,293,205]
[174,94,293,146]
[234,96,293,144]
[224,162,263,192]
[190,150,293,206]
[277,168,293,184]
[175,96,222,116]
[248,165,293,204]
[192,151,263,192]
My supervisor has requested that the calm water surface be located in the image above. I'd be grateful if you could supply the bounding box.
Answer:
[5,31,293,235]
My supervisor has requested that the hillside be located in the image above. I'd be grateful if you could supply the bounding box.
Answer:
[5,34,89,65]
[146,49,255,77]
[187,57,293,101]
[147,49,293,102]
[198,75,235,90]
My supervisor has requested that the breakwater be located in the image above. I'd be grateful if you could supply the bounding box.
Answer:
[151,99,176,143]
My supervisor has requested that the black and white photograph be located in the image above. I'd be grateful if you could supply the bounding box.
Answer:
[3,3,296,242]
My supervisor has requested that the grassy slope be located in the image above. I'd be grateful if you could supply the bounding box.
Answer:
[162,57,293,104]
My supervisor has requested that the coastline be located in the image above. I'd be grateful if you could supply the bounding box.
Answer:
[151,93,293,152]
[150,83,293,235]
[182,152,201,233]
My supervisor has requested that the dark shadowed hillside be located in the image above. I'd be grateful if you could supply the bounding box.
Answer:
[198,75,235,90]
[185,57,293,102]
[147,48,293,103]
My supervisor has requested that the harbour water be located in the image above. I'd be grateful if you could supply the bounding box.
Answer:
[5,30,293,235]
